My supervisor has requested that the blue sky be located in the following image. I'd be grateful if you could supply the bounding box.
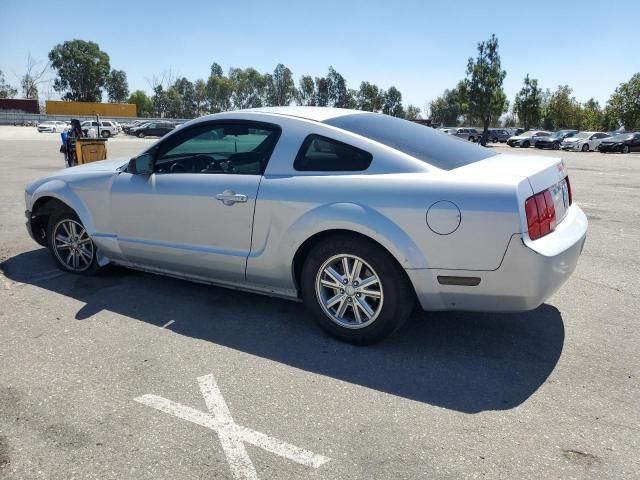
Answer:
[1,0,638,114]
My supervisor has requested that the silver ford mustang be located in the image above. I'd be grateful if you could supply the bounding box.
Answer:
[24,107,588,344]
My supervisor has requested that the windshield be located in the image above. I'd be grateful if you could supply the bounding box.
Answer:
[572,132,591,139]
[520,131,538,136]
[608,133,633,141]
[324,113,496,171]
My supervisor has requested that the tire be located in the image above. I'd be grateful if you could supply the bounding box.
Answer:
[581,144,589,152]
[522,140,530,148]
[553,142,560,150]
[47,208,101,275]
[492,137,498,143]
[137,132,145,138]
[508,143,515,148]
[301,234,415,345]
[101,130,110,138]
[622,145,630,154]
[468,136,475,142]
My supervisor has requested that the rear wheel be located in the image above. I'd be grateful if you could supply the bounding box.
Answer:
[581,143,589,152]
[47,209,101,275]
[553,142,560,150]
[101,130,110,138]
[136,132,145,138]
[301,235,414,344]
[622,145,630,154]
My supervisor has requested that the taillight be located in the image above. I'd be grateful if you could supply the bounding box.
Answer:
[525,188,557,240]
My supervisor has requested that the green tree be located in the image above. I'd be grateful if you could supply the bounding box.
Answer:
[356,81,384,112]
[580,98,603,130]
[48,40,111,101]
[382,86,404,117]
[105,69,129,103]
[326,66,351,108]
[314,76,329,106]
[172,77,196,117]
[513,74,542,130]
[128,90,153,117]
[296,75,316,106]
[194,79,207,116]
[229,67,267,109]
[206,73,233,113]
[547,85,581,129]
[606,73,640,131]
[463,34,508,137]
[405,104,421,120]
[429,83,466,126]
[266,64,295,106]
[0,70,18,98]
[210,62,224,78]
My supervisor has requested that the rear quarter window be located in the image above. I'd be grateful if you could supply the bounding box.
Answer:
[294,134,373,172]
[324,113,495,171]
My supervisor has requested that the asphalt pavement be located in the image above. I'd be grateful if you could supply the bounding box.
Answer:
[0,127,638,479]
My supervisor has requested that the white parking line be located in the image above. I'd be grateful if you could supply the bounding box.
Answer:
[160,320,175,329]
[135,374,330,480]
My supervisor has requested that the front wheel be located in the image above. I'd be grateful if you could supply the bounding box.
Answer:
[47,209,101,274]
[622,145,630,154]
[581,144,589,152]
[553,142,560,150]
[301,235,414,344]
[136,132,145,138]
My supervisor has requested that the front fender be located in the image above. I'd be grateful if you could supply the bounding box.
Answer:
[30,179,97,236]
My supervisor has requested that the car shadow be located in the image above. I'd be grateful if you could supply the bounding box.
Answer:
[1,249,565,414]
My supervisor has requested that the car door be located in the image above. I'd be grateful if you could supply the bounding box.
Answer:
[109,120,281,283]
[591,132,607,149]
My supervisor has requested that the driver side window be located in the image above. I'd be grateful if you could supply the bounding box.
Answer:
[154,122,281,175]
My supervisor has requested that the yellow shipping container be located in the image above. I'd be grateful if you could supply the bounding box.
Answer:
[46,101,136,117]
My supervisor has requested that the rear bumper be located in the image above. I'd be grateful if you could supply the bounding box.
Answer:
[408,205,588,312]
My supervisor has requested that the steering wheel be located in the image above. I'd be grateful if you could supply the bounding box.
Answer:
[169,163,186,173]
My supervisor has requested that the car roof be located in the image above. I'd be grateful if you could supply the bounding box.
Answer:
[222,106,367,123]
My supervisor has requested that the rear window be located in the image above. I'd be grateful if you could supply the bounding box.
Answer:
[324,113,495,171]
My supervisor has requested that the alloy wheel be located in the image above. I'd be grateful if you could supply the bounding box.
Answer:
[315,254,384,329]
[52,219,94,272]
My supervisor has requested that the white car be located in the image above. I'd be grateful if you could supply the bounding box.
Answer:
[37,121,68,133]
[507,130,551,148]
[561,132,611,152]
[80,120,118,138]
[24,107,587,344]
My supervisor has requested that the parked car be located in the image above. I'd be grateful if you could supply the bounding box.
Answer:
[123,120,150,134]
[488,128,511,143]
[560,131,610,152]
[534,130,578,150]
[80,120,118,138]
[37,121,68,133]
[597,132,640,153]
[452,127,479,142]
[507,130,550,148]
[438,127,457,135]
[130,121,175,138]
[24,107,587,344]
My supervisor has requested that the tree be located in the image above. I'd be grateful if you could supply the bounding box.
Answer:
[405,104,421,120]
[326,66,351,108]
[20,54,50,99]
[547,85,581,129]
[194,79,207,116]
[48,40,111,101]
[266,63,295,106]
[229,67,267,109]
[463,34,508,138]
[105,69,129,103]
[580,98,604,131]
[296,75,316,106]
[128,90,153,117]
[513,74,542,130]
[314,76,329,106]
[382,86,404,117]
[210,62,224,78]
[429,83,466,126]
[0,69,18,98]
[606,73,640,131]
[206,73,233,113]
[172,77,196,117]
[356,81,384,112]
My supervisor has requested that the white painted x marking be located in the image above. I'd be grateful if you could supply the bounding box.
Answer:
[135,374,330,479]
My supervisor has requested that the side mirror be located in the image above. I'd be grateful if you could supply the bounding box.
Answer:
[128,153,154,175]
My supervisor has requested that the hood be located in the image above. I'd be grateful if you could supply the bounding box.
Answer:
[64,158,129,174]
[562,137,582,143]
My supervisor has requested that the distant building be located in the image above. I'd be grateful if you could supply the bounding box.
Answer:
[0,98,40,114]
[45,100,136,117]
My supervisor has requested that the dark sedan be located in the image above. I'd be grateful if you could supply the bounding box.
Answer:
[598,133,640,153]
[535,130,579,150]
[131,121,175,138]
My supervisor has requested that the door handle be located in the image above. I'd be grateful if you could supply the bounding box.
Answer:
[215,190,248,205]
